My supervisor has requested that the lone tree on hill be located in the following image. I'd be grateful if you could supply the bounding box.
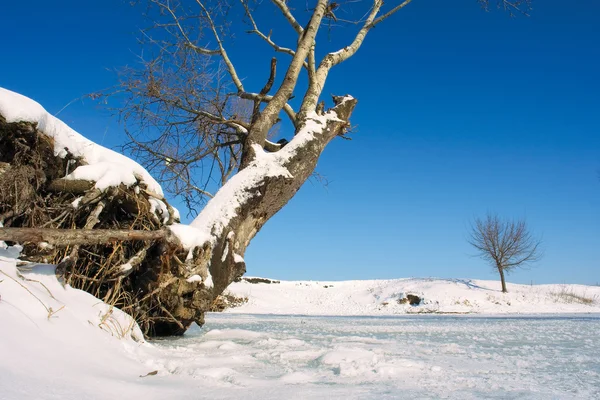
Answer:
[468,213,542,293]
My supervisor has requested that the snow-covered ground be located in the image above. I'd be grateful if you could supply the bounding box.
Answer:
[2,250,600,399]
[224,276,600,315]
[2,85,599,399]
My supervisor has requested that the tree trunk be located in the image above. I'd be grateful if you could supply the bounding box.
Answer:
[193,96,357,296]
[498,267,508,293]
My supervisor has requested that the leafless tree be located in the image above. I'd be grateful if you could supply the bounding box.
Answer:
[110,0,531,212]
[468,213,542,293]
[84,0,532,333]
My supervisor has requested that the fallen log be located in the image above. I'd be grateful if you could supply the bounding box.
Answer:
[0,227,171,246]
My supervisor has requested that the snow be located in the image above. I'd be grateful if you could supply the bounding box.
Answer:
[189,144,291,241]
[120,262,133,272]
[71,196,83,209]
[1,251,599,399]
[186,274,202,283]
[224,277,600,315]
[2,89,598,398]
[0,248,153,399]
[167,223,212,251]
[148,197,170,224]
[0,87,163,195]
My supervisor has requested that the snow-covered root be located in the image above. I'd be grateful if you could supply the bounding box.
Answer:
[0,91,220,336]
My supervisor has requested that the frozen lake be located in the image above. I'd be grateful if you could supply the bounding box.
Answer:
[150,314,600,399]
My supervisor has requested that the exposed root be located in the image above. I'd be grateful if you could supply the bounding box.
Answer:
[0,117,218,336]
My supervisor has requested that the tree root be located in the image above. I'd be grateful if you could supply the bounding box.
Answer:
[0,116,218,337]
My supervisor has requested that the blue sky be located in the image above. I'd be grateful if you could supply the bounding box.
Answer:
[1,0,598,285]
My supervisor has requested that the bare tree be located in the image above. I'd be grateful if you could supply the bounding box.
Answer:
[468,213,542,293]
[11,0,528,334]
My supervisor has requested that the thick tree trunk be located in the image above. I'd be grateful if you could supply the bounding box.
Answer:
[195,96,358,296]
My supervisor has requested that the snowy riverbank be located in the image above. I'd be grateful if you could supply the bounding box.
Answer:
[2,252,600,399]
[224,276,600,315]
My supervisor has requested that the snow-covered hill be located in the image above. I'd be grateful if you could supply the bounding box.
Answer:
[223,277,600,315]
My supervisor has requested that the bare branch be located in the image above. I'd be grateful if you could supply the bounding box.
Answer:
[149,0,220,55]
[299,0,387,115]
[193,0,245,92]
[0,227,171,246]
[479,0,532,17]
[367,0,412,29]
[241,0,309,70]
[270,0,304,35]
[239,92,297,124]
[240,0,330,168]
[251,57,278,124]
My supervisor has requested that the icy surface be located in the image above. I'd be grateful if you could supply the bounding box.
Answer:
[150,313,600,399]
[1,248,599,399]
[0,87,163,195]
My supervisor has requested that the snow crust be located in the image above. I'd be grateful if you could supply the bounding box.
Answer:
[0,87,163,195]
[225,277,600,315]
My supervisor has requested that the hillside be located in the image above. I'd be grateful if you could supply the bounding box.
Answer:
[223,277,600,315]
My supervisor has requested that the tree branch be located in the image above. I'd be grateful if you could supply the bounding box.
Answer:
[299,0,395,117]
[367,0,413,28]
[0,228,172,246]
[240,0,330,168]
[270,0,304,35]
[194,0,245,92]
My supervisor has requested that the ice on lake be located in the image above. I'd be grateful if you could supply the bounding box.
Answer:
[146,314,600,399]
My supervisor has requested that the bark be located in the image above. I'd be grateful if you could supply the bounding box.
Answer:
[499,267,508,293]
[0,227,171,246]
[203,97,357,295]
[46,179,94,194]
[240,0,329,169]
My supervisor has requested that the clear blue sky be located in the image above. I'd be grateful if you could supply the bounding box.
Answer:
[1,1,598,285]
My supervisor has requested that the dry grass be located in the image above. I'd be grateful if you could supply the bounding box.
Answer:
[551,286,598,305]
[209,291,248,312]
[97,306,142,341]
[0,268,64,319]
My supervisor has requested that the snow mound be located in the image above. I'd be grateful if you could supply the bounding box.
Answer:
[0,87,163,195]
[223,277,600,315]
[0,248,155,399]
